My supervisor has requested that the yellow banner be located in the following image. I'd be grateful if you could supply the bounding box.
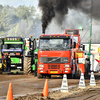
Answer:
[75,52,83,58]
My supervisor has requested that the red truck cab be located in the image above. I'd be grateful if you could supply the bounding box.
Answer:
[37,34,75,78]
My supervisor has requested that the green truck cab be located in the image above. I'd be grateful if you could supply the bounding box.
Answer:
[1,37,25,72]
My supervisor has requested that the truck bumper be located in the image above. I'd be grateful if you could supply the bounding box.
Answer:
[11,64,23,69]
[38,68,71,74]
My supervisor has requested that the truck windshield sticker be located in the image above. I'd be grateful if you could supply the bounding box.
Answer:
[2,49,23,52]
[4,42,23,44]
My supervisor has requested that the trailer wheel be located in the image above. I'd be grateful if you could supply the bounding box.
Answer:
[24,57,32,74]
[34,63,37,77]
[37,73,43,78]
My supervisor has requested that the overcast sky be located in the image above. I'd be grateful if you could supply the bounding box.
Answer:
[0,0,39,8]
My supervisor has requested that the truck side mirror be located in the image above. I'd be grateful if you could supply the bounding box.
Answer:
[29,38,31,49]
[32,39,36,50]
[82,45,85,50]
[2,40,4,45]
[80,44,85,50]
[23,40,26,50]
[73,42,76,48]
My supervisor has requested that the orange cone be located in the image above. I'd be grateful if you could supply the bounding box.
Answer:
[6,83,13,100]
[42,79,48,97]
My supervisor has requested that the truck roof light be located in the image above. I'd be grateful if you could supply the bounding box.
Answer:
[57,36,59,37]
[31,35,32,38]
[16,53,20,55]
[21,54,23,57]
[50,36,52,37]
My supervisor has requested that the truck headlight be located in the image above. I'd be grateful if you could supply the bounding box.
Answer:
[19,59,22,63]
[39,64,44,67]
[64,64,69,67]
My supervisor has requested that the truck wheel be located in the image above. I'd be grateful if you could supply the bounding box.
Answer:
[24,57,32,74]
[74,65,77,79]
[0,69,2,74]
[37,73,43,78]
[46,75,51,79]
[34,63,37,77]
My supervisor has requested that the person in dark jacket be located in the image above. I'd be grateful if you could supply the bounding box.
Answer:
[85,56,90,77]
[6,55,11,72]
[5,54,8,72]
[7,55,11,72]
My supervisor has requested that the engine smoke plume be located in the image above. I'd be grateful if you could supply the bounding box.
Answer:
[38,0,55,33]
[39,0,100,33]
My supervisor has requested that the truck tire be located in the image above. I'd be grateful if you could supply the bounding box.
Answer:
[34,63,37,77]
[37,73,43,78]
[24,57,32,74]
[0,69,2,74]
[74,65,77,79]
[77,69,81,78]
[46,75,51,79]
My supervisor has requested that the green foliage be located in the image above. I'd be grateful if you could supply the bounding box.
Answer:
[0,5,41,37]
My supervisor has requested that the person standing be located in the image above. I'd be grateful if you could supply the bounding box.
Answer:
[8,55,11,72]
[5,54,8,72]
[85,56,90,77]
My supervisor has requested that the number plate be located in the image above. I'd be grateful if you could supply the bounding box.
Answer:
[9,53,15,55]
[50,71,58,73]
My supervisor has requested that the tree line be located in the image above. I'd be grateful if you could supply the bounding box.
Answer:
[0,5,42,38]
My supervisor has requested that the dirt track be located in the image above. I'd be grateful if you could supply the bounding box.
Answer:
[0,72,100,100]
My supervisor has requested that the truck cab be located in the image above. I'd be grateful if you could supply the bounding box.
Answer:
[1,37,25,71]
[37,34,76,78]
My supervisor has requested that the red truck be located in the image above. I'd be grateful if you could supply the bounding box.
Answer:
[37,33,78,78]
[65,29,85,77]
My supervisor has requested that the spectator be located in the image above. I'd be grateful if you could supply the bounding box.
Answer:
[5,54,8,72]
[7,55,11,72]
[85,55,90,77]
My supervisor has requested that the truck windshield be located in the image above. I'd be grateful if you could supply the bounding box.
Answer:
[39,38,70,50]
[3,44,22,49]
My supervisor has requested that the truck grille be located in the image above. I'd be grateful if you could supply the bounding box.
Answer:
[40,57,69,63]
[48,64,60,69]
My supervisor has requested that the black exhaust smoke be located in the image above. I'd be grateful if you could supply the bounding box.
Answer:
[39,0,100,33]
[38,0,55,34]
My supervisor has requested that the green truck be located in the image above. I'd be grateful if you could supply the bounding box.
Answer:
[1,37,25,72]
[0,36,37,74]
